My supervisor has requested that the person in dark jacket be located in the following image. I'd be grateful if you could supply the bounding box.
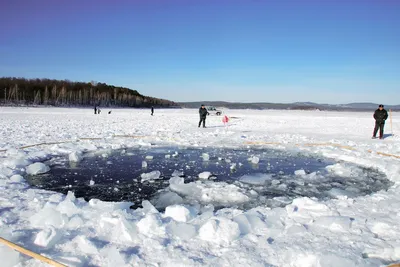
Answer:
[372,104,388,139]
[198,104,209,128]
[151,106,154,116]
[94,105,97,114]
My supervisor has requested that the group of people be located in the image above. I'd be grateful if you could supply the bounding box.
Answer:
[200,104,391,139]
[94,106,112,114]
[96,104,390,138]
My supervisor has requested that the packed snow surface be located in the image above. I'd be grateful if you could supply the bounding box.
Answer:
[1,107,400,267]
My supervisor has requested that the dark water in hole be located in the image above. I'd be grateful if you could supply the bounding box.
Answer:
[26,146,392,210]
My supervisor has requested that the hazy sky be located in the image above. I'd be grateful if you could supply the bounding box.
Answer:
[1,0,399,104]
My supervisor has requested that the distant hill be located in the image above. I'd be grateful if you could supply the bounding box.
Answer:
[179,101,400,111]
[0,77,178,108]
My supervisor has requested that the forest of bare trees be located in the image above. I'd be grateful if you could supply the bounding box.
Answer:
[0,77,178,108]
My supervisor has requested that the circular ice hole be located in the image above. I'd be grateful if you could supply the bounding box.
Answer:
[26,146,392,210]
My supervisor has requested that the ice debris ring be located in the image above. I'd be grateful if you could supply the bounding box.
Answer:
[244,141,400,159]
[0,135,150,152]
[0,136,399,160]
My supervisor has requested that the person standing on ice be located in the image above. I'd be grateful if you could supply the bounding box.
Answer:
[372,104,388,139]
[151,106,154,116]
[198,104,209,128]
[94,105,97,114]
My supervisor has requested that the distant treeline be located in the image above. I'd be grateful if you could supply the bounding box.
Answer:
[180,101,400,111]
[0,77,178,108]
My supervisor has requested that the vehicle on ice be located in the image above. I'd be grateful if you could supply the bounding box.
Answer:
[207,106,223,116]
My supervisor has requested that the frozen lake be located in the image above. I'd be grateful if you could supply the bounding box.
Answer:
[26,146,392,210]
[1,107,400,266]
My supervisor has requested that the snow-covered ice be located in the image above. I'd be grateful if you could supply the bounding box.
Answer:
[0,107,400,267]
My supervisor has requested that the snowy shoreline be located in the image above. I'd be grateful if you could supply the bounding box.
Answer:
[1,107,400,267]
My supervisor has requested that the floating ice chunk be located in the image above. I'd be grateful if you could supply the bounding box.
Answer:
[152,191,183,209]
[326,163,363,178]
[198,171,212,179]
[239,173,273,185]
[249,156,259,164]
[142,161,148,168]
[10,174,25,183]
[166,221,197,240]
[164,205,195,222]
[34,225,61,248]
[326,188,357,199]
[171,170,184,177]
[69,151,83,162]
[294,169,306,176]
[145,155,153,160]
[141,170,161,182]
[89,180,95,186]
[230,163,237,170]
[225,159,232,163]
[201,153,210,161]
[169,177,201,196]
[172,151,179,157]
[165,154,171,159]
[26,162,50,175]
[169,177,249,205]
[198,218,240,245]
[271,179,280,186]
